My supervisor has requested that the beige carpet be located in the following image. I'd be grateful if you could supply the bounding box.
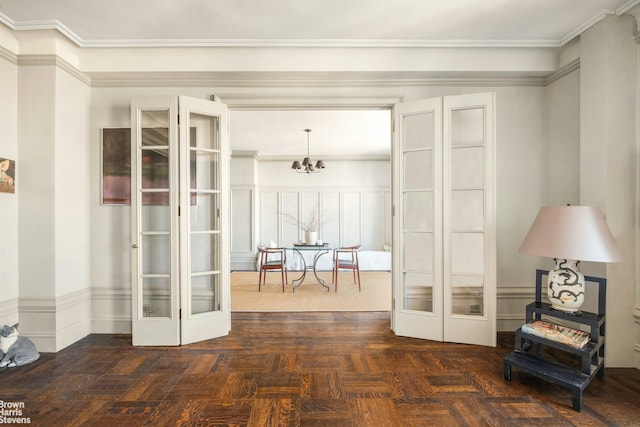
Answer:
[231,271,392,312]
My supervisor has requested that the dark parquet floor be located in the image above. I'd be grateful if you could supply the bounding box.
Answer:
[1,312,639,426]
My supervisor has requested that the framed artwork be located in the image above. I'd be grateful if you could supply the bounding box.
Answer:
[0,158,16,194]
[101,128,196,205]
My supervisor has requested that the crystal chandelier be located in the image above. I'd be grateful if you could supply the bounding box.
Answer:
[291,129,325,174]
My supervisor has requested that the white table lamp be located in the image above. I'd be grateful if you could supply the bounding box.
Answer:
[519,205,622,312]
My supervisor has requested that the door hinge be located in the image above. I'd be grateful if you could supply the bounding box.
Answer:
[178,206,181,216]
[179,309,182,320]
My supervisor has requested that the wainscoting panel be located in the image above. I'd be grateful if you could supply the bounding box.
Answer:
[321,191,341,247]
[261,191,279,246]
[231,188,253,253]
[363,191,387,250]
[258,188,391,251]
[231,187,256,270]
[342,192,362,246]
[281,192,300,244]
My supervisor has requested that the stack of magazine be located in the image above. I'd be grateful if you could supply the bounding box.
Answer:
[521,320,590,349]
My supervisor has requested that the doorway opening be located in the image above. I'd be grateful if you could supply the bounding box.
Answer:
[228,107,394,312]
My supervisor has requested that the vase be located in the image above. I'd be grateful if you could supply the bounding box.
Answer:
[305,231,317,245]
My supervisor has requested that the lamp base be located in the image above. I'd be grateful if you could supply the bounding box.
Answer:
[547,258,585,313]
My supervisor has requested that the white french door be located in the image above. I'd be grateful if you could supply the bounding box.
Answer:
[131,95,230,346]
[392,93,496,347]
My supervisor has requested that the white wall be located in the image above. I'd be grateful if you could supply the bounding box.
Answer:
[18,64,57,300]
[16,60,93,351]
[0,38,19,327]
[54,68,92,297]
[580,14,638,367]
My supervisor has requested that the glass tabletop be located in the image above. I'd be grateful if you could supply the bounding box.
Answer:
[290,243,332,250]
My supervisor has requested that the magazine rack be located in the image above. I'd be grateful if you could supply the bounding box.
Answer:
[503,269,606,412]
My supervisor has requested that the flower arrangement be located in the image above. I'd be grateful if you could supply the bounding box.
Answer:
[284,206,320,232]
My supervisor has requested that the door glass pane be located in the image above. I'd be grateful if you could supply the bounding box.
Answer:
[401,111,436,315]
[451,275,484,316]
[451,147,484,189]
[191,274,220,315]
[193,151,219,191]
[191,233,220,272]
[141,205,170,232]
[450,233,484,274]
[188,112,221,315]
[190,192,220,232]
[137,110,174,321]
[404,191,433,232]
[404,272,433,312]
[142,234,170,275]
[403,232,433,272]
[142,277,171,318]
[404,112,434,150]
[451,108,484,147]
[451,190,484,231]
[403,151,433,190]
[140,147,169,189]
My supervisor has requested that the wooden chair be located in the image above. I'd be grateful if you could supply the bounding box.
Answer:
[332,245,361,292]
[258,246,288,292]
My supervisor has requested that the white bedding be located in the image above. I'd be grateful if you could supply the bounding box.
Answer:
[257,249,391,271]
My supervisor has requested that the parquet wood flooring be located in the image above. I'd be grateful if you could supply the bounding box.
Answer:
[1,312,639,426]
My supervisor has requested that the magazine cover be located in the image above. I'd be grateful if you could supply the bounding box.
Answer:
[522,320,590,348]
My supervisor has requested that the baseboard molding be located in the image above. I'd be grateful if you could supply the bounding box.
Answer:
[91,287,132,334]
[15,282,537,351]
[496,285,535,331]
[231,254,257,271]
[18,288,92,353]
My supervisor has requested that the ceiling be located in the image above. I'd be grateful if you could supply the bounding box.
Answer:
[230,109,391,159]
[1,0,635,157]
[0,0,635,47]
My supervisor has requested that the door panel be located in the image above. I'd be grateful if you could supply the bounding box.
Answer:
[131,97,180,346]
[131,95,230,346]
[392,98,443,341]
[392,93,496,347]
[443,93,496,346]
[179,96,230,345]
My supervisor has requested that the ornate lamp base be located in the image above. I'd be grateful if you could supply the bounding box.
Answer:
[547,258,585,313]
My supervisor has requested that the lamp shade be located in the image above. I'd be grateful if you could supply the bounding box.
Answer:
[519,205,622,263]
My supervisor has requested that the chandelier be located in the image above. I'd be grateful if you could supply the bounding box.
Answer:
[291,129,325,173]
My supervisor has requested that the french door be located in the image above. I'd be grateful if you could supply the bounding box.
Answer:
[131,95,230,346]
[392,93,496,347]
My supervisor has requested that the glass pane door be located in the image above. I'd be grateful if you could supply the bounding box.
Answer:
[393,97,443,341]
[131,95,230,347]
[131,97,180,346]
[392,93,496,347]
[179,96,230,345]
[443,93,496,347]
